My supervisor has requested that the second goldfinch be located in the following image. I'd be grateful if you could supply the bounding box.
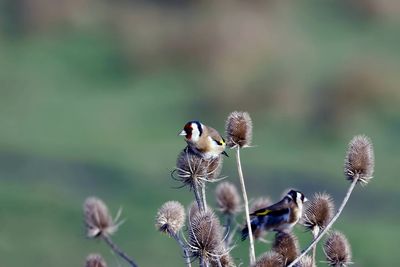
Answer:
[242,190,308,240]
[179,120,228,159]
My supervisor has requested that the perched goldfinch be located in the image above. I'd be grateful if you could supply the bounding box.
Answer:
[179,121,228,159]
[242,190,308,240]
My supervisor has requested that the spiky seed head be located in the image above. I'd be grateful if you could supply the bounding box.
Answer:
[219,253,235,267]
[155,201,185,235]
[174,147,223,189]
[250,197,271,239]
[207,155,223,180]
[188,209,225,261]
[296,255,315,267]
[84,197,119,238]
[272,232,300,265]
[252,251,283,267]
[302,192,335,232]
[85,253,107,267]
[344,135,374,185]
[210,250,235,267]
[324,231,352,267]
[216,182,241,215]
[225,111,253,148]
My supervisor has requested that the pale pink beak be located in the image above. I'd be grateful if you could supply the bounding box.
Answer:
[178,130,186,136]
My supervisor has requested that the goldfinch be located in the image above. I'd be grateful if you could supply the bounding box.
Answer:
[179,121,228,159]
[242,190,308,240]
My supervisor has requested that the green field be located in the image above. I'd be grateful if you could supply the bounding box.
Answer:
[1,1,400,266]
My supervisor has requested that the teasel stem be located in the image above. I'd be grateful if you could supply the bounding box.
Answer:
[102,235,138,267]
[311,227,319,266]
[193,181,205,212]
[223,214,233,248]
[199,256,208,267]
[288,175,359,267]
[201,184,207,212]
[168,229,192,267]
[235,147,256,265]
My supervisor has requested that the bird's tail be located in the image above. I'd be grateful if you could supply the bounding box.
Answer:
[241,218,259,241]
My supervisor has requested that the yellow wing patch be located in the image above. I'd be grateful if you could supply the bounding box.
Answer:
[255,209,271,216]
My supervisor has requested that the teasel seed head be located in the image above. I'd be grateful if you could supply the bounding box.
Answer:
[296,255,315,267]
[173,147,223,189]
[215,182,241,215]
[155,201,185,236]
[344,135,374,185]
[252,251,283,267]
[85,253,107,267]
[302,192,335,233]
[83,197,121,238]
[250,197,271,240]
[188,209,227,263]
[272,232,300,265]
[225,111,253,148]
[324,231,352,267]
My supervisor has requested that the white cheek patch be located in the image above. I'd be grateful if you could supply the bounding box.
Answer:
[296,193,303,209]
[191,124,201,142]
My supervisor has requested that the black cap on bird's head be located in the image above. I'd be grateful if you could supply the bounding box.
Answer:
[286,190,308,204]
[179,121,203,141]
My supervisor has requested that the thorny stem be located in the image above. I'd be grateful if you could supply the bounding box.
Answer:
[193,180,205,212]
[201,184,207,212]
[311,227,320,266]
[102,235,138,267]
[223,214,233,248]
[288,176,359,267]
[235,147,256,265]
[169,230,192,267]
[199,256,207,267]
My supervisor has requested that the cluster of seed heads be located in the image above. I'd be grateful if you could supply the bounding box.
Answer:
[79,111,375,267]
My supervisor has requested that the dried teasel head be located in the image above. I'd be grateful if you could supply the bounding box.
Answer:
[188,209,227,263]
[250,197,271,240]
[225,111,253,148]
[344,135,374,185]
[85,253,107,267]
[210,249,235,267]
[155,201,185,236]
[324,231,352,267]
[252,251,283,267]
[83,197,122,238]
[173,147,223,189]
[272,232,300,265]
[215,182,241,215]
[302,192,335,233]
[296,255,315,267]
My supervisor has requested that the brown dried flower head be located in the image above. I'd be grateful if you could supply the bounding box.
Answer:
[155,201,185,235]
[85,253,107,267]
[302,192,335,232]
[188,209,226,262]
[83,197,121,238]
[272,232,300,265]
[174,147,223,189]
[297,255,316,267]
[344,135,374,185]
[250,197,271,239]
[324,231,352,267]
[216,182,241,215]
[218,253,235,267]
[252,251,283,267]
[225,111,253,148]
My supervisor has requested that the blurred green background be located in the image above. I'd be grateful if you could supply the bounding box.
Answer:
[0,0,399,266]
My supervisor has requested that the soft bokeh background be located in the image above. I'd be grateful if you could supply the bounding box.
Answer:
[1,0,399,266]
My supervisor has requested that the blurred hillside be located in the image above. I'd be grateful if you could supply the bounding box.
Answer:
[0,0,400,266]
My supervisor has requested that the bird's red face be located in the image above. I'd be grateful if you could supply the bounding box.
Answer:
[179,121,202,142]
